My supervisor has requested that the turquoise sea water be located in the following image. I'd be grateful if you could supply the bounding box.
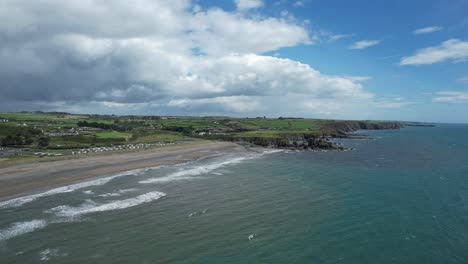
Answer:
[1,125,468,263]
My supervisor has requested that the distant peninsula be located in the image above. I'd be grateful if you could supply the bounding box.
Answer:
[0,111,433,163]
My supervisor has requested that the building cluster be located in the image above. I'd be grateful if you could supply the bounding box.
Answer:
[45,128,79,137]
[71,142,176,155]
[195,128,226,136]
[0,119,8,123]
[33,152,62,156]
[0,148,23,156]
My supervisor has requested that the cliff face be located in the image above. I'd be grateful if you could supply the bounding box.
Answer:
[324,121,404,133]
[227,121,404,150]
[228,134,340,151]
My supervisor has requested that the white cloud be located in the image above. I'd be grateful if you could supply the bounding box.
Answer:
[370,96,414,109]
[400,39,468,65]
[375,102,414,109]
[343,76,371,82]
[328,34,353,42]
[293,1,304,7]
[349,40,381,49]
[101,101,142,109]
[169,96,261,112]
[190,54,373,99]
[433,91,468,103]
[413,26,443,35]
[0,0,380,117]
[190,8,311,55]
[235,0,263,11]
[456,76,468,84]
[312,32,354,43]
[302,100,342,115]
[51,34,115,63]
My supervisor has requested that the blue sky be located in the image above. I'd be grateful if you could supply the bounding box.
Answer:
[203,0,468,122]
[270,0,468,122]
[1,0,468,122]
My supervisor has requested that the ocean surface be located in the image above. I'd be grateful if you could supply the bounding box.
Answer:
[1,124,468,263]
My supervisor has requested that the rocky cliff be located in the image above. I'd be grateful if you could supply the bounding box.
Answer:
[323,121,404,134]
[227,121,404,150]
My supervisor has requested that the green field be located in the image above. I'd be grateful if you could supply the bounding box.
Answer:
[95,131,132,140]
[234,129,321,138]
[0,111,403,165]
[131,131,187,142]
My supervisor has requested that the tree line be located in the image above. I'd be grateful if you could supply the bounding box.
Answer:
[77,120,146,132]
[1,128,50,147]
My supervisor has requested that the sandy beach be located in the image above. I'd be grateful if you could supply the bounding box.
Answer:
[0,141,243,201]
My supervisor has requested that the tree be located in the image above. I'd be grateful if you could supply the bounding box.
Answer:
[24,135,33,145]
[38,137,50,147]
[1,135,15,146]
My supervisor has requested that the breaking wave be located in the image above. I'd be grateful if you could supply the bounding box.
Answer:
[97,188,138,198]
[0,219,48,241]
[139,156,248,184]
[46,191,166,218]
[39,248,68,261]
[0,167,160,209]
[139,150,283,184]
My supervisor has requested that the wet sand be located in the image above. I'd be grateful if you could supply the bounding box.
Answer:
[0,141,243,201]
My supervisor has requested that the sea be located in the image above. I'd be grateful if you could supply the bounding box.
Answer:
[1,124,468,264]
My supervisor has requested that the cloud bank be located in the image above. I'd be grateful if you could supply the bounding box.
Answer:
[0,0,376,117]
[433,91,468,103]
[457,76,468,84]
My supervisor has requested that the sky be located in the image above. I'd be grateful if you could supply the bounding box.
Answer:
[0,0,468,122]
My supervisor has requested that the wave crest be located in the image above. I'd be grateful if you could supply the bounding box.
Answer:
[0,219,47,241]
[0,167,160,209]
[139,156,248,184]
[46,191,166,218]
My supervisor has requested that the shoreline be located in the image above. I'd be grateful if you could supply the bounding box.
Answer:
[0,125,413,203]
[0,141,244,202]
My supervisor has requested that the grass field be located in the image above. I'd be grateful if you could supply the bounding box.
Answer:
[131,131,187,143]
[0,112,64,121]
[96,131,132,140]
[234,129,322,138]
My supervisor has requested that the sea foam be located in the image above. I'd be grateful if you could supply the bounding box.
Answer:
[39,248,68,261]
[46,191,166,218]
[97,188,138,198]
[0,219,48,241]
[139,156,248,184]
[0,167,160,209]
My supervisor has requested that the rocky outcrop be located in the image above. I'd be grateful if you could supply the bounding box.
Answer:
[402,122,435,127]
[323,121,404,134]
[227,134,342,151]
[224,121,405,151]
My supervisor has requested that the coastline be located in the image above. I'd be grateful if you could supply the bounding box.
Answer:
[0,141,243,202]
